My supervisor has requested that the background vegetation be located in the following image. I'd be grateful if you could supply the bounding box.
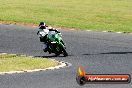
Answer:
[0,0,132,32]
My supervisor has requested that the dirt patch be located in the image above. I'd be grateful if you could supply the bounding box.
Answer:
[0,21,80,30]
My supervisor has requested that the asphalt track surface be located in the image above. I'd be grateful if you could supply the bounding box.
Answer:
[0,24,132,88]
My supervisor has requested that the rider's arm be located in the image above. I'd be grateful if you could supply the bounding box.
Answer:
[49,28,60,33]
[36,28,43,35]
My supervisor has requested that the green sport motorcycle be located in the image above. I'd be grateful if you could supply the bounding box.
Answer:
[46,33,68,57]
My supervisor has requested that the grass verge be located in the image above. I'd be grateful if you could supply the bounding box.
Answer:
[0,0,132,32]
[0,53,59,72]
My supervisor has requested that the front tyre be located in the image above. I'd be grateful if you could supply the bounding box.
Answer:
[61,46,68,57]
[55,52,60,57]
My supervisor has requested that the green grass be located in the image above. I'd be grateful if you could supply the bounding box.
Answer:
[0,0,132,32]
[0,53,59,72]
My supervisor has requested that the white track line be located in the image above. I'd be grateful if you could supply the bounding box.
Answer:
[86,30,92,31]
[116,32,122,33]
[102,31,107,32]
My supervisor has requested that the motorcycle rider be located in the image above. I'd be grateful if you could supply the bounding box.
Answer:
[37,22,64,52]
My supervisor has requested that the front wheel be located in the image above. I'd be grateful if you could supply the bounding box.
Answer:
[61,46,68,57]
[55,52,60,57]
